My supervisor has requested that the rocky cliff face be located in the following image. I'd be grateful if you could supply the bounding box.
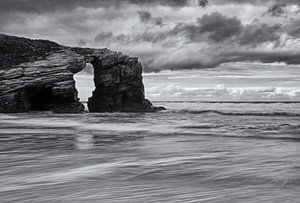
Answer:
[0,34,162,113]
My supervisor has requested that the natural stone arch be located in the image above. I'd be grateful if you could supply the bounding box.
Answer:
[0,34,164,113]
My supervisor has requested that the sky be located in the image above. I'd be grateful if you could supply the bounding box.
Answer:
[1,0,300,72]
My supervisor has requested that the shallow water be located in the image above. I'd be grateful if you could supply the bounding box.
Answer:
[0,102,300,202]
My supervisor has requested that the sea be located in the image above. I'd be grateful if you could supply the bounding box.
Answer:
[0,63,299,202]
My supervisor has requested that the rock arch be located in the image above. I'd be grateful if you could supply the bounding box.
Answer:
[0,34,163,113]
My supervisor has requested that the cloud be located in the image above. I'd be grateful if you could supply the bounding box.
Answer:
[287,19,300,37]
[267,4,287,17]
[94,30,169,45]
[94,32,114,43]
[1,0,300,72]
[91,9,299,71]
[77,39,87,46]
[289,27,300,37]
[153,17,163,26]
[130,0,190,7]
[94,12,242,44]
[198,0,209,7]
[239,23,282,46]
[0,0,118,13]
[196,12,242,42]
[146,47,300,72]
[138,11,163,26]
[0,0,299,15]
[167,12,242,43]
[219,51,300,65]
[138,11,152,23]
[211,0,300,6]
[0,0,193,14]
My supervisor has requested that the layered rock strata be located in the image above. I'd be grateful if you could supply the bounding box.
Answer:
[0,34,162,113]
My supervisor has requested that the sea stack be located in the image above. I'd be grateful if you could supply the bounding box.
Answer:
[0,34,163,113]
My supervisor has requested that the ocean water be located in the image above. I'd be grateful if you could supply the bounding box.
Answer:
[0,102,300,203]
[75,62,300,103]
[143,63,300,102]
[1,63,300,202]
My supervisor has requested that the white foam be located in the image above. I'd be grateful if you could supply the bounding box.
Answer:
[144,65,300,101]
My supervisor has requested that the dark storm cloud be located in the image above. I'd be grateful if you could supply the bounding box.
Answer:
[131,0,190,7]
[267,4,287,17]
[95,11,285,46]
[219,51,300,65]
[287,21,300,37]
[289,27,300,37]
[138,11,163,26]
[148,50,300,71]
[1,0,300,71]
[0,0,299,14]
[0,0,192,14]
[198,0,209,7]
[211,0,300,5]
[239,23,282,46]
[138,11,152,23]
[94,12,242,44]
[0,0,115,13]
[197,12,242,42]
[170,12,242,42]
[153,17,163,26]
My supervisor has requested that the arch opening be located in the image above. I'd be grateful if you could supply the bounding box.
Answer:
[74,63,95,111]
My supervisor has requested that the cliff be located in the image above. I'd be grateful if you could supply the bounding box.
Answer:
[0,34,163,113]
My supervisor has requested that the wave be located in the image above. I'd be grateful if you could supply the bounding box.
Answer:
[173,131,300,142]
[154,101,300,103]
[174,109,300,117]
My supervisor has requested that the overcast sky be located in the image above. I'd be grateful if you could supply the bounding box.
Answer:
[1,0,300,71]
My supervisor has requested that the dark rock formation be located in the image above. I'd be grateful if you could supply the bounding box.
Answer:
[0,34,163,113]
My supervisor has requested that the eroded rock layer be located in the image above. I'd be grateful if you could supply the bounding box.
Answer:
[0,34,161,113]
